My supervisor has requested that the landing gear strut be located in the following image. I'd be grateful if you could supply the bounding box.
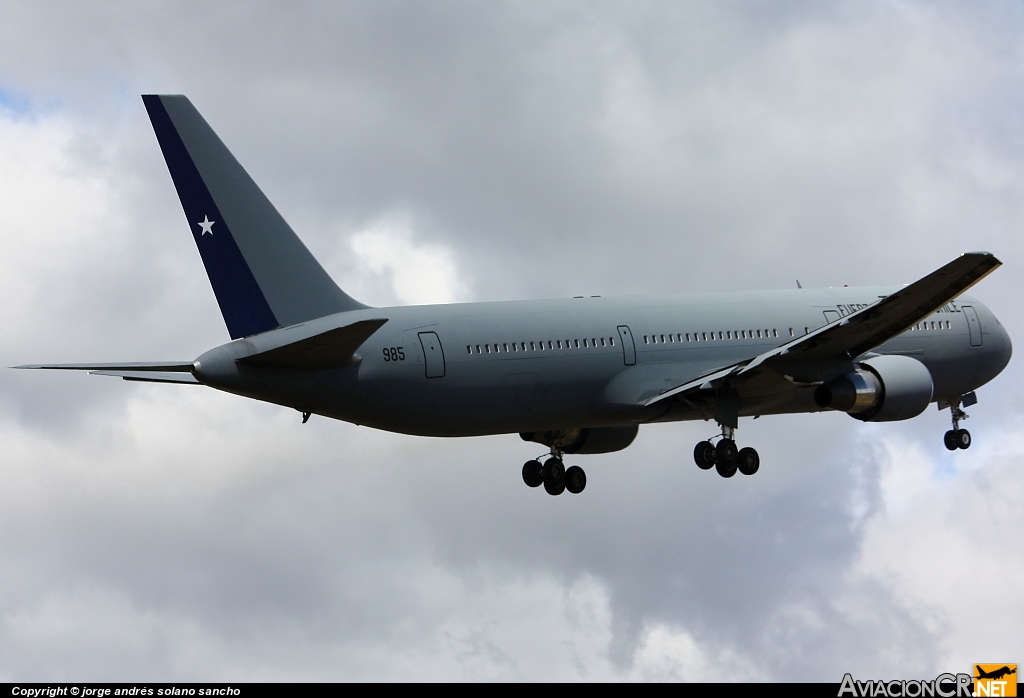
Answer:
[943,394,974,451]
[693,424,759,478]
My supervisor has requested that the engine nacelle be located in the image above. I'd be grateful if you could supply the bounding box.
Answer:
[520,426,639,454]
[813,354,933,422]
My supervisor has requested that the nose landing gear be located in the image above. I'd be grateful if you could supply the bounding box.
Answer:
[943,392,976,451]
[693,425,760,478]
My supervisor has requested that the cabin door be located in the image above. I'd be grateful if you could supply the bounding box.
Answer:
[418,332,446,377]
[962,306,983,347]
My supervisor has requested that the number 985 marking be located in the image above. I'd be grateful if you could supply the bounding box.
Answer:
[383,347,405,362]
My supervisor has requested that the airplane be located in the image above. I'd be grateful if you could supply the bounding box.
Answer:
[16,95,1012,496]
[975,666,1017,681]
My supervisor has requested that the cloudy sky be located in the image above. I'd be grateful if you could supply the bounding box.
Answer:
[1,0,1022,681]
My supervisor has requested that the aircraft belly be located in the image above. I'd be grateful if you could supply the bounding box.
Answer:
[316,354,621,437]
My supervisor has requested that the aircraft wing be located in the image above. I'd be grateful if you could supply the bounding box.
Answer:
[644,252,1001,407]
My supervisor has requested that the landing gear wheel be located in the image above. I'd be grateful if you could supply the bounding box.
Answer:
[694,441,716,470]
[715,459,737,478]
[543,457,566,495]
[715,438,737,466]
[564,466,587,494]
[944,430,958,451]
[956,429,971,450]
[543,457,565,482]
[543,477,566,495]
[522,460,543,487]
[736,447,759,476]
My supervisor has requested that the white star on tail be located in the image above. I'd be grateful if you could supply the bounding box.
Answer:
[198,215,215,236]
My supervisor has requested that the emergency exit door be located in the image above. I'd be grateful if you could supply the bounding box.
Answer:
[617,326,636,366]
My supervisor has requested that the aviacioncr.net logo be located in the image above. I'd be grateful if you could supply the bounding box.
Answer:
[839,673,973,697]
[973,665,1017,697]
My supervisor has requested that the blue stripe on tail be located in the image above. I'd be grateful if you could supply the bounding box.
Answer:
[143,95,279,339]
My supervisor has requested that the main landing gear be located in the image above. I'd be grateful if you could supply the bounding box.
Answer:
[943,393,976,451]
[693,425,760,478]
[522,451,586,495]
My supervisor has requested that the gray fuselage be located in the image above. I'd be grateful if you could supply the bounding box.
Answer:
[193,285,1012,438]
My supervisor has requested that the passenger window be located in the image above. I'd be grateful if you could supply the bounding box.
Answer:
[610,337,615,346]
[789,328,794,337]
[476,345,481,353]
[467,345,472,354]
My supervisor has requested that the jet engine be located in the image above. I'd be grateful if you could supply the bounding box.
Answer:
[813,354,933,422]
[520,425,639,454]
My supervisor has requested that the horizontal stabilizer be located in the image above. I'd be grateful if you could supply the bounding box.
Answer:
[15,361,194,372]
[91,370,200,384]
[239,318,388,369]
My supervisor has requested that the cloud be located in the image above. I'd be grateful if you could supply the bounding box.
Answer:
[0,0,1022,682]
[349,215,469,306]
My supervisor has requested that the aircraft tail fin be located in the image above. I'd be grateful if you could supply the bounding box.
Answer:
[142,94,366,340]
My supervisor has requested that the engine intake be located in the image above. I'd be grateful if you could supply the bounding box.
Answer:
[814,354,933,422]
